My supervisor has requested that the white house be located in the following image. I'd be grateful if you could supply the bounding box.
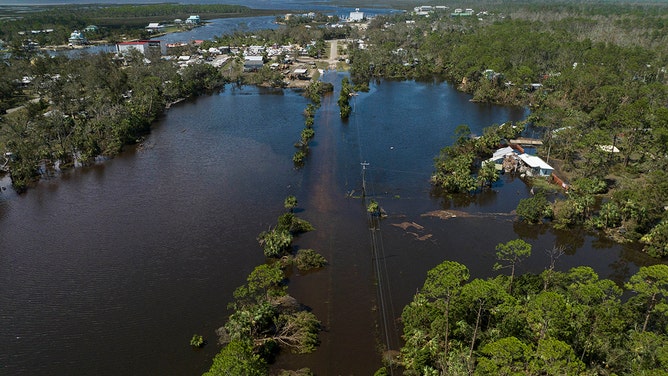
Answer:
[186,15,201,24]
[145,23,164,33]
[487,146,516,164]
[116,40,166,57]
[68,30,87,45]
[518,153,554,177]
[243,55,264,71]
[349,8,364,22]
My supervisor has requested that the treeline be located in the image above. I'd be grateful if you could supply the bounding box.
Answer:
[0,4,268,47]
[75,4,252,19]
[0,51,224,192]
[393,256,668,375]
[204,197,326,375]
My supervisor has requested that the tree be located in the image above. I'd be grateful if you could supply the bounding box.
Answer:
[477,161,499,189]
[529,338,585,376]
[459,278,510,369]
[421,261,469,363]
[246,263,286,300]
[516,192,551,224]
[494,239,532,293]
[294,249,327,271]
[640,220,668,258]
[338,77,353,119]
[203,339,267,376]
[625,265,668,332]
[475,336,531,375]
[190,334,205,348]
[264,311,320,354]
[257,228,293,258]
[284,195,298,212]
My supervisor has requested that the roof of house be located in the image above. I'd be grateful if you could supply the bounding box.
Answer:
[518,153,553,170]
[489,146,515,162]
[293,68,308,74]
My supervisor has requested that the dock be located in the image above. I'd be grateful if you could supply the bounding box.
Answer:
[509,137,543,146]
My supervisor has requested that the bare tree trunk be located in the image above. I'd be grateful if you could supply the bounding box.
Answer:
[468,302,483,374]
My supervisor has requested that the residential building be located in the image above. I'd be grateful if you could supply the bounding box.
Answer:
[349,8,364,22]
[68,30,87,45]
[185,15,201,25]
[116,40,166,59]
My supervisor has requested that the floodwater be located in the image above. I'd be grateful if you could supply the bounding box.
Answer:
[0,74,654,375]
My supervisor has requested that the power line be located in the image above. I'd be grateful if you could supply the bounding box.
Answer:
[351,87,400,373]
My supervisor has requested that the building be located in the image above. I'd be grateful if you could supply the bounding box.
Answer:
[84,25,99,33]
[451,8,474,16]
[68,30,87,45]
[518,153,554,177]
[243,55,264,71]
[116,40,166,58]
[349,8,364,22]
[145,23,164,33]
[185,15,201,25]
[487,146,515,164]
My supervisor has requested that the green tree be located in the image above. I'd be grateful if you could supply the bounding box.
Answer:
[203,339,267,376]
[284,195,298,212]
[529,338,584,376]
[459,278,511,366]
[421,261,469,363]
[516,192,551,224]
[257,229,293,258]
[625,265,668,333]
[475,336,531,375]
[494,239,532,293]
[640,220,668,258]
[477,161,499,189]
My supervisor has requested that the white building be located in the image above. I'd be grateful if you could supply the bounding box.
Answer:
[349,8,364,22]
[186,15,201,24]
[116,40,166,57]
[518,154,554,177]
[243,55,264,71]
[68,30,87,45]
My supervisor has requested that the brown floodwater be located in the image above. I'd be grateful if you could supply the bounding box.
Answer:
[0,74,655,376]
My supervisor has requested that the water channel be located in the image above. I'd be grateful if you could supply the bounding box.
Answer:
[0,71,654,375]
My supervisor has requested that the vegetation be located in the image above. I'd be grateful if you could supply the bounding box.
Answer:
[399,256,668,375]
[292,81,331,168]
[206,198,325,375]
[337,77,353,120]
[0,4,274,46]
[0,52,224,192]
[431,123,522,194]
[190,334,205,348]
[337,3,668,257]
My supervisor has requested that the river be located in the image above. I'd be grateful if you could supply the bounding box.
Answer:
[0,72,654,375]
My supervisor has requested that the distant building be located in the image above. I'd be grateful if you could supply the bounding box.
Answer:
[243,55,264,71]
[145,23,164,33]
[451,8,474,16]
[185,15,201,25]
[116,40,166,58]
[84,25,99,33]
[68,30,87,45]
[349,8,364,22]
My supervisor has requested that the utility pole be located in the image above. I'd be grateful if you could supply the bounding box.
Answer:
[361,161,369,197]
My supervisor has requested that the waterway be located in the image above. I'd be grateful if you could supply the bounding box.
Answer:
[0,73,654,375]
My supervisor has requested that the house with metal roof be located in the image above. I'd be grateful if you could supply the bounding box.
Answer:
[518,153,554,177]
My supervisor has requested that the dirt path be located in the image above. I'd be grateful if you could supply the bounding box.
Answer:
[326,39,340,68]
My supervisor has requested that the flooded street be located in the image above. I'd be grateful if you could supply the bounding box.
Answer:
[0,76,652,375]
